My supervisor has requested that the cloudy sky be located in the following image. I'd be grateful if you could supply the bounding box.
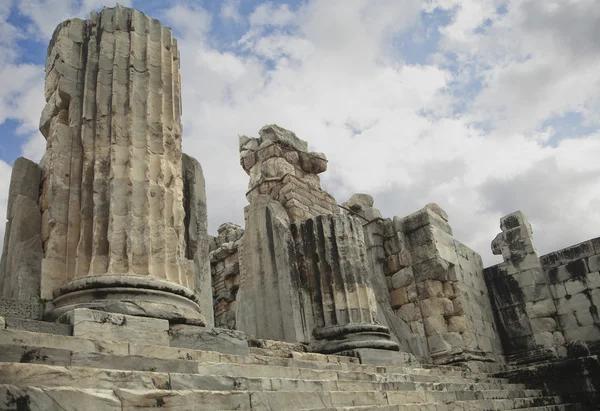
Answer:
[1,0,599,266]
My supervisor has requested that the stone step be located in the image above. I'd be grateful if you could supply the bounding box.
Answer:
[0,363,541,400]
[1,384,570,411]
[4,317,72,336]
[0,328,506,383]
[0,361,530,396]
[308,404,582,411]
[0,298,42,320]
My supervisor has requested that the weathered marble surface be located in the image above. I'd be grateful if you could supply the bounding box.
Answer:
[239,125,338,221]
[169,324,250,356]
[236,195,308,343]
[182,153,213,327]
[39,5,190,296]
[69,308,170,346]
[0,157,43,301]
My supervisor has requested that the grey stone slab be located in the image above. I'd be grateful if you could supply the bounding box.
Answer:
[0,362,170,390]
[115,388,252,410]
[353,348,420,367]
[0,384,121,411]
[0,297,42,320]
[0,344,71,366]
[0,328,128,356]
[4,317,72,336]
[71,351,197,374]
[169,324,249,356]
[71,308,169,346]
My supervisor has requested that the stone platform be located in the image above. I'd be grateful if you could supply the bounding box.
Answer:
[0,310,583,410]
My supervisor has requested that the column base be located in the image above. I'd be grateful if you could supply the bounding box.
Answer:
[310,323,400,354]
[50,275,205,325]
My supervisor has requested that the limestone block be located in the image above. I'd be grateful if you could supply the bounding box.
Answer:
[530,317,557,333]
[182,153,212,326]
[565,278,588,295]
[236,195,308,342]
[407,283,418,302]
[0,194,43,300]
[442,281,454,298]
[71,309,169,346]
[526,299,556,318]
[407,224,454,249]
[588,255,600,272]
[385,252,409,275]
[447,315,468,333]
[259,124,308,152]
[550,282,567,299]
[424,315,447,335]
[402,206,452,236]
[412,257,453,282]
[475,334,492,352]
[389,287,409,308]
[557,313,579,330]
[5,157,41,219]
[521,283,552,302]
[574,309,595,326]
[395,303,420,322]
[533,331,555,348]
[391,267,414,289]
[462,331,478,350]
[564,324,600,342]
[553,331,565,346]
[0,385,121,411]
[4,317,71,336]
[116,388,252,410]
[411,241,459,266]
[409,319,426,337]
[0,298,42,320]
[555,293,590,315]
[0,316,4,329]
[419,297,453,318]
[416,280,444,299]
[299,151,327,174]
[541,240,596,270]
[586,270,600,289]
[169,324,249,356]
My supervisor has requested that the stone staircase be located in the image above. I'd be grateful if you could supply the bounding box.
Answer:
[0,325,583,410]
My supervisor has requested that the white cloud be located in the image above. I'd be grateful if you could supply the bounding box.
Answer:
[17,0,133,39]
[0,0,599,269]
[220,0,242,23]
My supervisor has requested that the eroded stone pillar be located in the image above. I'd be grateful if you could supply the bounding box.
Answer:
[292,214,399,353]
[39,6,205,323]
[236,125,398,353]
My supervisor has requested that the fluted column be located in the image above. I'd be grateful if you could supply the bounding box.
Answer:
[39,6,204,323]
[291,214,399,353]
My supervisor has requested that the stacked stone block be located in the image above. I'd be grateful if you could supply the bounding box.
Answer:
[239,125,338,221]
[341,194,425,357]
[209,223,244,329]
[541,238,600,347]
[484,211,566,364]
[385,204,502,365]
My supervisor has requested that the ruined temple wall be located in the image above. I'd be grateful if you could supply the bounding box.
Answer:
[541,238,600,347]
[209,224,244,329]
[385,204,503,365]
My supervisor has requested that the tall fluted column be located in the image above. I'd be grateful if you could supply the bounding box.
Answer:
[39,6,205,324]
[292,214,399,353]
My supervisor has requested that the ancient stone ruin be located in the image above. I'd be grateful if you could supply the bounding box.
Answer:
[0,5,598,410]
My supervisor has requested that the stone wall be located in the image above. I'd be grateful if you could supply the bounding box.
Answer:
[541,237,600,351]
[387,204,502,366]
[483,211,600,365]
[341,197,503,366]
[239,125,338,222]
[209,223,244,329]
